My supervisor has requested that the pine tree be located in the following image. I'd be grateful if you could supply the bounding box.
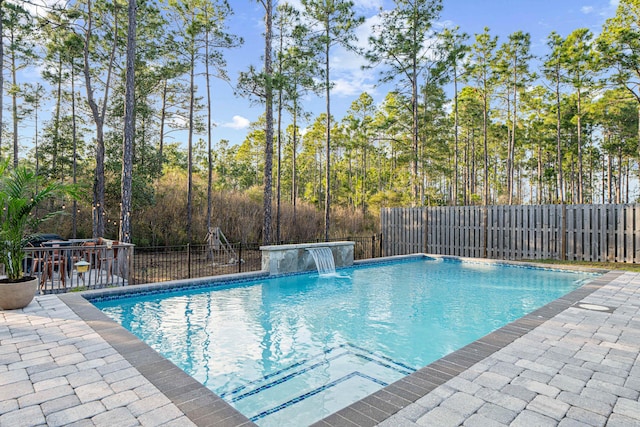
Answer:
[302,0,363,240]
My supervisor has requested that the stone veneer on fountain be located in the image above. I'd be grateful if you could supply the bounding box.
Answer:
[259,241,355,275]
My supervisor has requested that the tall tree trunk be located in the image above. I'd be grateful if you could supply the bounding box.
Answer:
[570,155,575,203]
[463,134,469,205]
[205,10,213,238]
[555,68,564,204]
[617,148,622,204]
[158,80,167,169]
[508,55,518,205]
[10,39,17,167]
[453,68,459,206]
[0,0,4,159]
[607,154,613,203]
[537,142,542,204]
[601,154,606,203]
[482,87,489,258]
[30,84,41,217]
[71,66,78,238]
[626,159,630,203]
[120,0,136,244]
[324,19,330,241]
[276,26,283,243]
[505,93,512,204]
[51,55,63,181]
[471,129,476,198]
[362,146,366,216]
[632,106,640,190]
[482,94,489,206]
[263,0,274,245]
[411,55,419,204]
[83,0,116,238]
[187,49,195,245]
[292,98,298,231]
[577,89,584,203]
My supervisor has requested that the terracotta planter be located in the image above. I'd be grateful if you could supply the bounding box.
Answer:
[0,277,39,310]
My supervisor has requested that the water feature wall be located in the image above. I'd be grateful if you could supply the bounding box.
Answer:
[260,241,355,275]
[306,247,336,276]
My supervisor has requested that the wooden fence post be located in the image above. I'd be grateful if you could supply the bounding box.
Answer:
[483,206,488,258]
[423,207,428,254]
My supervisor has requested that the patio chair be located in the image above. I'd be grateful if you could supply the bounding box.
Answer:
[39,244,67,289]
[98,238,119,283]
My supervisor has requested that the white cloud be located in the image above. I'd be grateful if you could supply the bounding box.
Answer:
[603,0,619,16]
[596,0,619,20]
[168,116,188,129]
[331,72,376,97]
[222,115,251,129]
[356,14,382,50]
[581,6,594,14]
[19,0,64,17]
[294,12,379,99]
[244,3,381,106]
[353,0,383,12]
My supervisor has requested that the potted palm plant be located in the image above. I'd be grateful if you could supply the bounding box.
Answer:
[0,160,73,309]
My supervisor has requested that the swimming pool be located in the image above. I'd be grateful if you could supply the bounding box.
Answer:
[93,257,597,426]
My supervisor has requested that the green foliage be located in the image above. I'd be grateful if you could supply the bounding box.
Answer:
[9,0,640,247]
[0,160,76,281]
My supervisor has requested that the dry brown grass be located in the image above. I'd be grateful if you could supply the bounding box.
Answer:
[42,170,380,246]
[132,246,263,284]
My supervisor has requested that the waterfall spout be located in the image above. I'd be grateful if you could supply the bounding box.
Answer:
[260,241,354,275]
[306,247,336,276]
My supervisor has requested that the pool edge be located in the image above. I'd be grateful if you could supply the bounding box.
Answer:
[60,257,619,427]
[310,268,623,427]
[59,292,257,427]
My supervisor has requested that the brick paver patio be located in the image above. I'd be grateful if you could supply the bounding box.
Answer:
[1,266,640,426]
[0,295,196,427]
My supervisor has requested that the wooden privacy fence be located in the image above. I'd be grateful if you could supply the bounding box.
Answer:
[381,204,640,263]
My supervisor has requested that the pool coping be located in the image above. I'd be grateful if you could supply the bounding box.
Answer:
[60,255,617,427]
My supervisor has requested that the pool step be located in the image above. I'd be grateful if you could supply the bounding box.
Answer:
[219,344,414,426]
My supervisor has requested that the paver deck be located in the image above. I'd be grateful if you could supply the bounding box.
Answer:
[1,267,640,426]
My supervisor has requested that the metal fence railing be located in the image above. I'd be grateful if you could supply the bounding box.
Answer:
[132,242,262,285]
[132,235,383,285]
[11,236,383,291]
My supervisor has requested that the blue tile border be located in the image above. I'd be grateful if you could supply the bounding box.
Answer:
[220,344,349,398]
[228,351,351,403]
[84,254,600,305]
[84,256,434,304]
[224,343,415,404]
[250,371,390,422]
[83,270,270,303]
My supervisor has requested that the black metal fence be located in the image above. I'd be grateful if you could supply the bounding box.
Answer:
[132,235,383,285]
[132,242,262,285]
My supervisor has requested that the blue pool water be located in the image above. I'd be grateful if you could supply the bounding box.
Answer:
[94,258,597,426]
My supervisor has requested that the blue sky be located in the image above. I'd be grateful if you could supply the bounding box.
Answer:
[17,0,619,155]
[208,0,619,147]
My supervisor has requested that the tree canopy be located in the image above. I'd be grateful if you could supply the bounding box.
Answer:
[4,0,640,245]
